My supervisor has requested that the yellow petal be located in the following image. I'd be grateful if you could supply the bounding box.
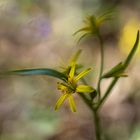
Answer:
[76,85,94,93]
[57,82,67,91]
[68,95,76,112]
[69,64,75,79]
[54,93,69,111]
[75,68,91,81]
[70,49,82,66]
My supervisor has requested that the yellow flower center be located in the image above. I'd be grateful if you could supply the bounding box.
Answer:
[57,81,77,94]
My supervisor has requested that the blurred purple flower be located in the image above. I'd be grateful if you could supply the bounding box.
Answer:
[19,15,51,45]
[37,17,51,37]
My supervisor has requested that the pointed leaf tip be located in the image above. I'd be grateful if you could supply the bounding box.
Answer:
[124,30,140,68]
[103,30,140,79]
[102,62,124,78]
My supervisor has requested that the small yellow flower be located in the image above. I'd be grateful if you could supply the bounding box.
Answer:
[74,10,113,43]
[55,64,94,112]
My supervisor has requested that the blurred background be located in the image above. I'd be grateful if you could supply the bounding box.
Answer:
[0,0,140,140]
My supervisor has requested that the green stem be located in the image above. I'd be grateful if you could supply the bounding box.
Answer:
[97,33,104,100]
[96,77,119,111]
[79,94,102,140]
[79,92,103,140]
[93,110,102,140]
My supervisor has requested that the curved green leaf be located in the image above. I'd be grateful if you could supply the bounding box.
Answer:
[102,62,125,78]
[102,30,139,79]
[5,68,67,81]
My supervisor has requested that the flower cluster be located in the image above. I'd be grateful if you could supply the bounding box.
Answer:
[55,51,94,112]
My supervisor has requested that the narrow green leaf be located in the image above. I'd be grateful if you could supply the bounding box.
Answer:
[5,68,67,81]
[102,30,139,79]
[124,30,139,68]
[68,95,76,112]
[55,93,69,111]
[102,62,125,78]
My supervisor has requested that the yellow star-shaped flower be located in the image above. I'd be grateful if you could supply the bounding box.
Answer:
[55,64,94,112]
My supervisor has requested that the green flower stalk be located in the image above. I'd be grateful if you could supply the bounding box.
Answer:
[74,11,113,100]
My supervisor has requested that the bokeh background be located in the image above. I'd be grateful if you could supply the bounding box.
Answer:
[0,0,140,140]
